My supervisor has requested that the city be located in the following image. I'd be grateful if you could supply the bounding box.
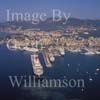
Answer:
[0,0,100,99]
[0,19,100,76]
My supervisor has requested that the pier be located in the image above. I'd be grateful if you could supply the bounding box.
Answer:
[42,51,52,67]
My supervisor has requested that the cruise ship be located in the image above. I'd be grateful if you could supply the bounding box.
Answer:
[49,53,55,62]
[70,49,81,53]
[95,51,100,55]
[84,51,95,55]
[59,47,65,56]
[80,48,95,55]
[31,54,43,76]
[23,46,38,52]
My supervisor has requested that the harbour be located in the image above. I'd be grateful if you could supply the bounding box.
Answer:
[0,44,100,100]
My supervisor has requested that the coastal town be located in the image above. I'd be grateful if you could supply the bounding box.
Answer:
[0,25,100,55]
[0,20,100,76]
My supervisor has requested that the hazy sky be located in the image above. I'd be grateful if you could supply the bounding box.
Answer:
[0,0,100,22]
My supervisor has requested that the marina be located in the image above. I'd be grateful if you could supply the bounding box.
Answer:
[1,43,100,100]
[6,40,100,76]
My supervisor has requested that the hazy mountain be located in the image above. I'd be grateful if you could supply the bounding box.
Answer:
[0,18,100,31]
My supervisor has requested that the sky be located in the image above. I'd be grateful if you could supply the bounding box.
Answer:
[0,0,100,22]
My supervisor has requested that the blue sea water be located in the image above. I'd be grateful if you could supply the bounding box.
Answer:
[0,33,100,100]
[0,44,100,100]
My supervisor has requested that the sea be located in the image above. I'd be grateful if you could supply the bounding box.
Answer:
[0,32,100,100]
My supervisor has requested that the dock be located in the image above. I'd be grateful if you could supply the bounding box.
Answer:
[42,51,52,67]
